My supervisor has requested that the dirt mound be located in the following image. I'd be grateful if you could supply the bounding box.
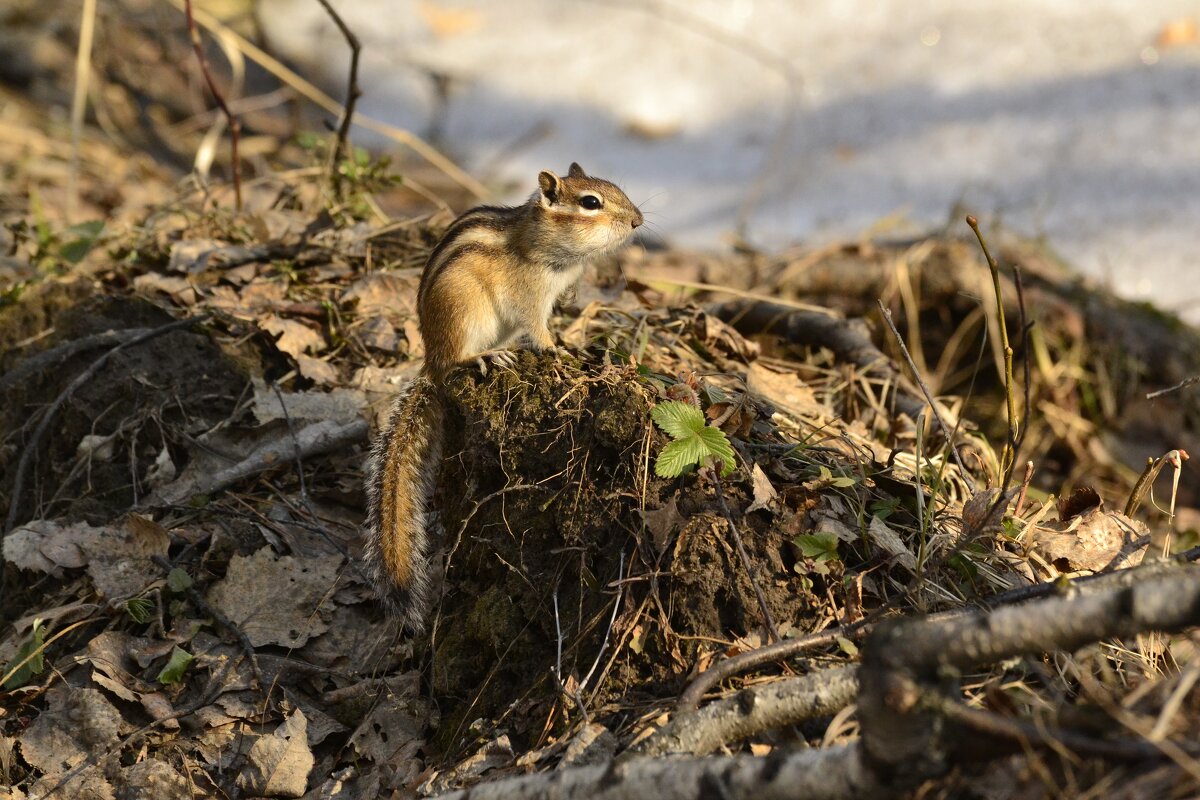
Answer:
[427,351,829,748]
[0,285,246,531]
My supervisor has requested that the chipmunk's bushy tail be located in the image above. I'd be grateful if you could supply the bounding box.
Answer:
[363,374,444,632]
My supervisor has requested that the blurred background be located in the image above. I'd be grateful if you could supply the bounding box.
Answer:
[3,1,1199,320]
[255,0,1200,322]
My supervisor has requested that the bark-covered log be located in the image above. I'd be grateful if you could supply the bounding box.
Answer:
[635,666,858,757]
[857,564,1200,788]
[436,745,880,800]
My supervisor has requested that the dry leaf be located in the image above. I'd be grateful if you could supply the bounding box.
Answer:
[120,759,190,800]
[3,520,88,574]
[746,362,819,416]
[358,316,398,351]
[1158,17,1198,47]
[81,517,170,601]
[402,317,425,358]
[143,446,177,488]
[252,379,366,426]
[263,316,325,359]
[341,273,416,319]
[418,1,484,37]
[1057,486,1102,522]
[747,463,780,514]
[206,548,341,648]
[692,311,760,361]
[133,272,196,305]
[5,519,167,600]
[866,515,917,572]
[168,238,225,273]
[641,497,683,555]
[1032,508,1148,573]
[21,686,125,799]
[237,709,314,798]
[295,354,339,385]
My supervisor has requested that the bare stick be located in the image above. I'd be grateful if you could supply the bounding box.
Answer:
[713,471,780,644]
[170,0,487,201]
[67,0,98,222]
[313,0,362,198]
[678,625,858,711]
[875,300,973,485]
[639,666,859,757]
[680,551,1200,713]
[1013,461,1034,518]
[3,316,206,536]
[966,215,1018,484]
[1147,375,1200,400]
[146,417,368,506]
[184,0,243,209]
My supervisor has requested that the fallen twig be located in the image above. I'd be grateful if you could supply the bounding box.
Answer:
[146,417,368,507]
[875,300,974,487]
[637,666,859,757]
[313,0,362,198]
[1147,375,1200,400]
[184,0,243,209]
[708,299,927,422]
[678,624,860,711]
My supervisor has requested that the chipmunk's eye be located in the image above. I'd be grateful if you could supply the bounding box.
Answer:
[579,194,603,211]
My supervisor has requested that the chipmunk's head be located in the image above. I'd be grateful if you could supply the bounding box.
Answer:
[533,163,643,261]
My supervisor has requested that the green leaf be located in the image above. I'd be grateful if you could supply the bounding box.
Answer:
[830,475,858,488]
[3,620,46,690]
[156,646,194,685]
[794,532,840,562]
[836,635,859,657]
[947,552,979,581]
[655,438,704,477]
[58,220,105,264]
[870,498,902,520]
[651,401,705,440]
[695,426,736,475]
[124,597,152,624]
[167,568,193,593]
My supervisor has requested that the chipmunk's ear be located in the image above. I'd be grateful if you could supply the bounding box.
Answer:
[538,170,561,204]
[567,162,586,178]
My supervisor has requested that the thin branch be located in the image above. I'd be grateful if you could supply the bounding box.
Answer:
[678,624,860,711]
[168,0,487,201]
[184,0,243,209]
[150,554,262,687]
[67,0,98,222]
[679,551,1200,712]
[638,666,859,757]
[312,0,363,198]
[145,417,368,507]
[1147,375,1200,400]
[966,215,1018,484]
[875,300,973,485]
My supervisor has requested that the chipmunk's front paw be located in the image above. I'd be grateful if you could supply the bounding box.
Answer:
[475,349,518,375]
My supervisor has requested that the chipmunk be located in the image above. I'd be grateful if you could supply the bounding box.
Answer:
[363,163,643,631]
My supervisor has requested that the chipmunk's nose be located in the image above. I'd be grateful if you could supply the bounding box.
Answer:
[631,209,644,228]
